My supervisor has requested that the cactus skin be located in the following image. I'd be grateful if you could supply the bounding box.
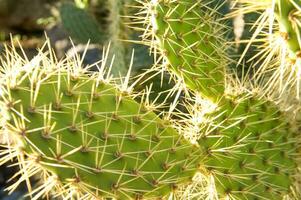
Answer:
[0,49,203,199]
[197,93,298,199]
[152,0,228,102]
[60,2,107,44]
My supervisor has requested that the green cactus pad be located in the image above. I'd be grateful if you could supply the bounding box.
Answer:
[198,94,298,199]
[0,58,203,199]
[152,0,227,102]
[60,2,106,44]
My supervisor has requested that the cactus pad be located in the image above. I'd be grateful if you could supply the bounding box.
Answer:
[198,94,298,199]
[0,49,202,199]
[151,0,227,102]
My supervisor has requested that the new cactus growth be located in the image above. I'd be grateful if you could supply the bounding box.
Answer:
[276,0,301,53]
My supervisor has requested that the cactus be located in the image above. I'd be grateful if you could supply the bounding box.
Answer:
[149,0,228,102]
[0,0,301,200]
[196,94,298,199]
[105,0,129,76]
[60,2,107,44]
[143,0,300,199]
[4,44,298,200]
[275,0,301,54]
[0,44,203,199]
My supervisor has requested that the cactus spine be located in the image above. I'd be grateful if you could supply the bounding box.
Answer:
[232,0,301,98]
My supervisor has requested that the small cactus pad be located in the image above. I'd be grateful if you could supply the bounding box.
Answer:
[198,94,298,199]
[152,0,227,102]
[0,52,202,199]
[60,3,106,43]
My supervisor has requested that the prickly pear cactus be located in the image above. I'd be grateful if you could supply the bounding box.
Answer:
[0,0,301,200]
[151,0,228,102]
[145,0,300,199]
[197,93,298,199]
[0,45,203,199]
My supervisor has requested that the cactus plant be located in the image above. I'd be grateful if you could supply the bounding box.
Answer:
[0,0,300,200]
[140,0,300,199]
[0,43,204,199]
[196,94,298,199]
[149,0,228,102]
